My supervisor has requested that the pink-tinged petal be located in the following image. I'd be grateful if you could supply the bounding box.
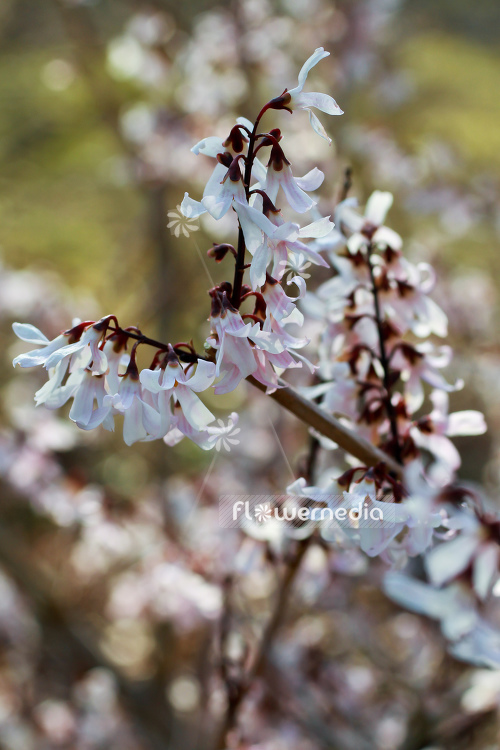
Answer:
[420,365,457,393]
[264,167,279,205]
[280,166,316,213]
[115,378,138,411]
[69,375,95,426]
[203,180,246,220]
[365,191,393,226]
[184,360,216,392]
[234,202,268,252]
[295,91,343,116]
[191,136,224,157]
[384,572,460,620]
[157,390,174,436]
[271,221,300,242]
[139,368,163,394]
[250,241,272,289]
[447,410,487,437]
[12,322,50,345]
[175,385,214,429]
[160,366,178,390]
[224,334,258,375]
[89,345,107,375]
[294,167,325,192]
[294,48,330,91]
[250,350,280,393]
[414,430,462,472]
[214,364,245,395]
[44,341,85,369]
[202,162,229,199]
[288,275,306,299]
[34,360,67,405]
[14,349,53,368]
[299,216,334,238]
[80,406,113,431]
[373,226,402,251]
[180,193,206,219]
[123,398,147,445]
[236,116,253,131]
[44,383,79,410]
[425,298,448,338]
[305,108,331,143]
[271,241,289,279]
[141,400,161,437]
[163,426,185,447]
[247,325,285,354]
[251,157,267,186]
[474,543,498,600]
[430,389,450,421]
[336,204,365,234]
[405,371,424,414]
[425,535,478,587]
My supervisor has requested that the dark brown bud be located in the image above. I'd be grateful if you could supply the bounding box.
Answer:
[266,90,292,113]
[227,156,244,182]
[216,151,234,168]
[267,143,290,172]
[223,125,249,153]
[207,243,237,263]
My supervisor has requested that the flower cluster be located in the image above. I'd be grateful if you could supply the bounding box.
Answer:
[284,189,499,667]
[12,48,343,439]
[12,317,237,448]
[10,46,500,674]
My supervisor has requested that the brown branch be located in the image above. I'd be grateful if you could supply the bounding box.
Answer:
[365,246,403,463]
[214,538,310,749]
[247,376,403,478]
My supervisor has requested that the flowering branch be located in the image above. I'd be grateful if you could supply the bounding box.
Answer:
[10,46,499,723]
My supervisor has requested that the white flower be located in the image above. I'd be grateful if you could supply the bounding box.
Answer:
[425,507,498,601]
[337,191,402,252]
[12,320,108,375]
[12,323,70,368]
[411,390,486,477]
[384,572,478,642]
[104,365,160,446]
[391,343,462,415]
[264,149,323,213]
[207,292,285,395]
[271,48,343,144]
[68,370,114,432]
[140,348,216,434]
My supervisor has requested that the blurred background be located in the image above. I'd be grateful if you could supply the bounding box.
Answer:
[0,1,499,748]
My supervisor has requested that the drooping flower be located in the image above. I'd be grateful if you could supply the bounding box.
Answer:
[104,358,161,446]
[140,346,216,434]
[68,370,115,432]
[268,48,343,143]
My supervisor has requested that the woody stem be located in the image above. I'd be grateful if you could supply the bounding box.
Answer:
[231,112,263,307]
[365,245,403,464]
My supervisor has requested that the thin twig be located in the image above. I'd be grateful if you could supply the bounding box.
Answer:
[365,246,403,463]
[214,538,310,749]
[247,376,403,478]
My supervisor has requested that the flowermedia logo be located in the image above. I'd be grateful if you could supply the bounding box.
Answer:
[219,494,399,529]
[167,205,200,238]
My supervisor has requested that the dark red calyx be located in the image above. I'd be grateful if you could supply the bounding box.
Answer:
[207,243,237,262]
[267,143,290,172]
[266,90,292,112]
[223,125,249,153]
[217,151,234,168]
